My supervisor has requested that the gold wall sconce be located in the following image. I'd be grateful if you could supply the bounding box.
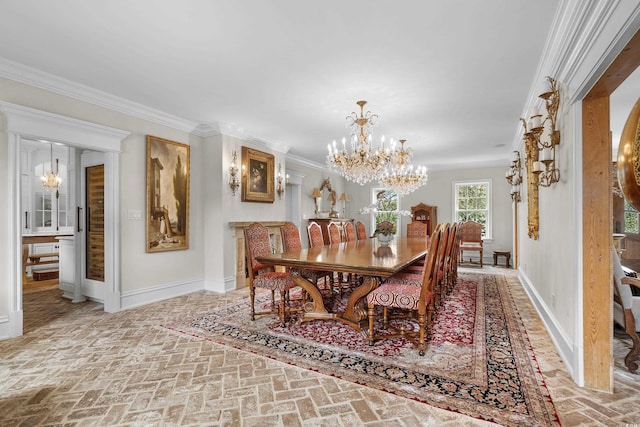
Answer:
[229,150,240,195]
[504,150,522,202]
[522,76,561,188]
[276,162,285,199]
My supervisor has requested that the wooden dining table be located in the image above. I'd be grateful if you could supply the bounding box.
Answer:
[256,237,428,331]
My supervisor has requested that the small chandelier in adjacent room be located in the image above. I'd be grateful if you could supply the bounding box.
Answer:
[41,143,62,192]
[327,100,390,185]
[378,139,428,196]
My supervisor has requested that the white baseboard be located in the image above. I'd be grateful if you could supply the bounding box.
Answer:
[517,269,575,379]
[120,278,204,311]
[0,311,23,341]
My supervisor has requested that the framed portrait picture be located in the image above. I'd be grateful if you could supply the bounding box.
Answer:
[146,135,190,252]
[241,146,275,203]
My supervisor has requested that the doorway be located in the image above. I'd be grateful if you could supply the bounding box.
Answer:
[3,101,129,338]
[581,29,640,390]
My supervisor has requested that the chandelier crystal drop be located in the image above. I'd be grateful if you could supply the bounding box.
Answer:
[378,139,428,196]
[327,100,391,185]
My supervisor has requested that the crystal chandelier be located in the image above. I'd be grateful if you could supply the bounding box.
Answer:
[327,100,390,185]
[41,143,62,192]
[378,139,428,196]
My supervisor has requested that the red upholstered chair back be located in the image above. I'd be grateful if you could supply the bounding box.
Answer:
[244,223,274,277]
[343,221,356,242]
[281,222,302,252]
[356,221,367,240]
[307,222,325,248]
[328,222,341,244]
[406,221,427,238]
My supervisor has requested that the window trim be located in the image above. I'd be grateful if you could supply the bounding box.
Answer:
[370,187,400,236]
[452,179,492,239]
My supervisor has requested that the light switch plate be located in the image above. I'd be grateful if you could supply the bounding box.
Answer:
[128,209,142,220]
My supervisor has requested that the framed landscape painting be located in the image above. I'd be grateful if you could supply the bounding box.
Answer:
[146,135,190,252]
[241,146,274,203]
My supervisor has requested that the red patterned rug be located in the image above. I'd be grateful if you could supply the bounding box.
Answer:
[164,272,560,426]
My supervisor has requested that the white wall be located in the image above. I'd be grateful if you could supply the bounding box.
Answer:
[515,0,640,384]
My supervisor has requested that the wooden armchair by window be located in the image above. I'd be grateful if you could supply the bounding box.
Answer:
[406,221,427,238]
[244,222,298,327]
[459,220,483,267]
[613,247,640,373]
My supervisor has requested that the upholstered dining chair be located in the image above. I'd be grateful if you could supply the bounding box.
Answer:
[613,246,640,372]
[327,222,342,245]
[343,221,356,242]
[459,220,483,267]
[435,222,459,306]
[406,221,427,238]
[281,222,334,291]
[366,225,444,356]
[244,222,298,327]
[307,221,325,248]
[356,221,368,240]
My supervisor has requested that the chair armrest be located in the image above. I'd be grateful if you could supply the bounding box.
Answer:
[621,276,640,291]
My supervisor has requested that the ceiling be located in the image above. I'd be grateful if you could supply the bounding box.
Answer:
[2,1,628,171]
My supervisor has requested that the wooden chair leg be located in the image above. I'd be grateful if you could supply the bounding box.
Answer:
[367,303,375,346]
[250,285,256,321]
[279,290,287,327]
[623,310,640,372]
[382,306,389,330]
[417,312,427,356]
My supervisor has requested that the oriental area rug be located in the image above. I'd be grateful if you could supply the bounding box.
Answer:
[163,272,560,427]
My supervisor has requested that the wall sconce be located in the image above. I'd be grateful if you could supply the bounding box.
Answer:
[522,76,561,188]
[229,150,240,195]
[311,187,322,215]
[504,151,522,202]
[339,192,349,218]
[276,162,285,199]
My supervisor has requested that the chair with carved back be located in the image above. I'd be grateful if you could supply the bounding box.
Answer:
[281,222,333,291]
[436,222,459,306]
[328,221,356,294]
[356,221,368,240]
[307,221,325,249]
[343,221,356,242]
[406,221,427,239]
[244,222,298,327]
[366,225,444,356]
[327,222,342,245]
[459,220,483,267]
[613,246,640,373]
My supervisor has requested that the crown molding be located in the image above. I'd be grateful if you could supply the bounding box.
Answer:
[0,57,202,134]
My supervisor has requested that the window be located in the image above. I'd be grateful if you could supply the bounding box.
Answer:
[453,180,492,239]
[624,199,639,233]
[370,188,399,235]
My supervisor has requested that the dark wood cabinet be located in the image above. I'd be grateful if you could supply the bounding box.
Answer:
[411,203,437,236]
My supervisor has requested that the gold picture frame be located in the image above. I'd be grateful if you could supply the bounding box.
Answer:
[241,146,274,203]
[146,135,190,252]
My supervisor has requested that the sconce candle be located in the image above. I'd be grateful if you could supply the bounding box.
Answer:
[533,161,542,172]
[540,148,553,161]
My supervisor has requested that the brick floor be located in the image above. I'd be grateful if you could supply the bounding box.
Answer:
[1,267,639,426]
